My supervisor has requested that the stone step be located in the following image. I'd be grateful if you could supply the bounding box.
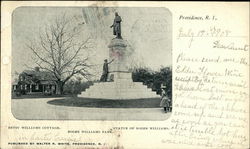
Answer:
[86,85,149,91]
[78,81,160,99]
[92,82,143,86]
[85,87,149,92]
[90,82,148,88]
[82,90,157,96]
[79,95,160,100]
[88,86,148,90]
[80,90,159,99]
[82,90,158,95]
[85,84,153,91]
[79,94,159,99]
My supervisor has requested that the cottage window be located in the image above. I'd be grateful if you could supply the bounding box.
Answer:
[35,84,39,90]
[25,84,27,90]
[20,85,23,90]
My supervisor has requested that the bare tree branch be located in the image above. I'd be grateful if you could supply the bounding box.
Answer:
[26,13,93,94]
[26,43,54,67]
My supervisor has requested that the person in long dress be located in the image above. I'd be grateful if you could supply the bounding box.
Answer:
[160,87,169,113]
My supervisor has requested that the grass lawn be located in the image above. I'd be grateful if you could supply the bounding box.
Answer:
[47,97,161,108]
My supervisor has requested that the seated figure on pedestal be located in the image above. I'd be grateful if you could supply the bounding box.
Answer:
[100,59,114,82]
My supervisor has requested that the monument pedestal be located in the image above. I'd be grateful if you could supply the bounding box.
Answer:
[78,38,160,99]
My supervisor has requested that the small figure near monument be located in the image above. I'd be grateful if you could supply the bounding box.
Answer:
[110,12,122,39]
[160,85,171,113]
[100,59,114,82]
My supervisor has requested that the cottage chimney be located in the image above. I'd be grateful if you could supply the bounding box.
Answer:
[35,67,40,72]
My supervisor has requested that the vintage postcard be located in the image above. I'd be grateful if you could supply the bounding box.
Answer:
[1,1,249,149]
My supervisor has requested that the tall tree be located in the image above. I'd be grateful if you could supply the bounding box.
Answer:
[26,13,93,94]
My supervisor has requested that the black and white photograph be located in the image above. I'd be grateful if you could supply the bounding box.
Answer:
[11,7,172,120]
[2,2,249,149]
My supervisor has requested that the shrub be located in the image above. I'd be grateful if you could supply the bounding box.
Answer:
[132,67,172,99]
[63,80,94,95]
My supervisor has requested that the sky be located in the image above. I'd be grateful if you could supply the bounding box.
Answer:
[12,7,172,80]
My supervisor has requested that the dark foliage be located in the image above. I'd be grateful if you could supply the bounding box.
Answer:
[63,79,94,95]
[132,67,172,99]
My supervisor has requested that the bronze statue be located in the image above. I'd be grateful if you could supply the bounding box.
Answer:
[100,59,114,82]
[110,12,122,39]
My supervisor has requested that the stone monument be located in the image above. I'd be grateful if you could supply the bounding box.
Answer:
[79,13,160,99]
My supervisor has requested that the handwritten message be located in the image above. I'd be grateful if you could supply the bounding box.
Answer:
[166,25,249,148]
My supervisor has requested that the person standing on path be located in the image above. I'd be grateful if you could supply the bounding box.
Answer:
[160,85,169,113]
